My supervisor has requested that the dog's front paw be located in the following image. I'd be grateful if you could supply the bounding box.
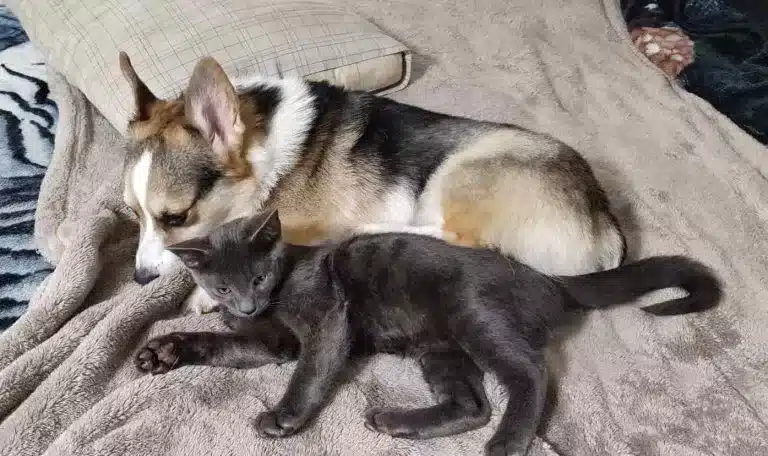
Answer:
[254,409,304,438]
[135,333,189,374]
[185,286,220,315]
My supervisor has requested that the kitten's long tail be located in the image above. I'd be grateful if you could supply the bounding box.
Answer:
[559,256,722,316]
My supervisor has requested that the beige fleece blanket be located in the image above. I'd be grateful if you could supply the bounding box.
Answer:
[1,0,767,455]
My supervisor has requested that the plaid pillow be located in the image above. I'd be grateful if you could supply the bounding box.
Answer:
[7,0,411,131]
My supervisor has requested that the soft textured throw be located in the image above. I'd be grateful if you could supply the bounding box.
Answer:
[1,0,767,455]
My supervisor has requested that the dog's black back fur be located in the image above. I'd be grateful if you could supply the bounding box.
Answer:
[298,81,490,192]
[137,212,721,456]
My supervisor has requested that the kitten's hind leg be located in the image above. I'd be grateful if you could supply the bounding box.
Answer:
[461,335,546,456]
[364,348,491,439]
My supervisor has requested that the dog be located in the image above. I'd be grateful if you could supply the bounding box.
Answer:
[119,52,625,312]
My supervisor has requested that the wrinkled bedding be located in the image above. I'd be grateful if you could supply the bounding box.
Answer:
[1,0,766,455]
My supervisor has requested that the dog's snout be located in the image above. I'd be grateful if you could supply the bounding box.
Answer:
[134,269,159,285]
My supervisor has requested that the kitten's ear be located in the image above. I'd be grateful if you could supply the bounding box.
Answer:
[167,237,212,269]
[243,210,282,245]
[119,52,159,122]
[184,57,245,169]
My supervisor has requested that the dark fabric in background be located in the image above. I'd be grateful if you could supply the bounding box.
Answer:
[621,0,768,145]
[0,5,27,52]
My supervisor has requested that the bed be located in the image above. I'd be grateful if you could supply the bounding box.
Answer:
[0,0,766,455]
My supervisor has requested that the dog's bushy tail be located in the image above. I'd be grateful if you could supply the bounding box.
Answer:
[560,256,722,316]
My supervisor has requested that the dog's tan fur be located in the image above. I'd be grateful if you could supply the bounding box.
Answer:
[119,53,625,307]
[265,125,391,244]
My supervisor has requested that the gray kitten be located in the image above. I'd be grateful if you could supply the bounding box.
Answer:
[135,211,721,456]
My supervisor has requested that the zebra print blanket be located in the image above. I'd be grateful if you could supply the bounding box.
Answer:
[0,6,56,330]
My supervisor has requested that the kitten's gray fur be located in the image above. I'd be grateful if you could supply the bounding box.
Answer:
[135,211,720,456]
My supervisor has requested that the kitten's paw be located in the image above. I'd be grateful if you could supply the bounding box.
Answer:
[484,436,529,456]
[363,407,419,439]
[135,333,188,374]
[254,410,302,438]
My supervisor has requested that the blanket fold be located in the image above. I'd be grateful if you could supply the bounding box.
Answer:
[1,0,767,455]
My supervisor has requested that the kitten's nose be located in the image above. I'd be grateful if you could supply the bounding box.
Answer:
[134,269,159,285]
[238,302,258,315]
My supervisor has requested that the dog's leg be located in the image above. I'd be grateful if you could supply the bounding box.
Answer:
[364,348,491,439]
[438,145,625,275]
[184,285,219,315]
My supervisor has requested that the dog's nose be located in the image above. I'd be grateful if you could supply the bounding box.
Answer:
[134,269,159,285]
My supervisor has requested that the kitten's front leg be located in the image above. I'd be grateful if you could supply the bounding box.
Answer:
[254,308,351,438]
[135,329,299,374]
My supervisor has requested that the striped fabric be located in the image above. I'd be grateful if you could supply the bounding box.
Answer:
[0,6,56,330]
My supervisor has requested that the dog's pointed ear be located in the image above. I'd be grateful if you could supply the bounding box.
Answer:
[119,52,158,122]
[167,237,212,269]
[184,57,245,166]
[243,210,281,245]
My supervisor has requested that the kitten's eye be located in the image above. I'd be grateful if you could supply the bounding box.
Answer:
[253,275,266,286]
[162,212,188,227]
[216,287,231,295]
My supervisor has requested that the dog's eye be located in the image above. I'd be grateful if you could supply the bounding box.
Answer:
[216,287,231,295]
[253,275,265,286]
[162,212,187,227]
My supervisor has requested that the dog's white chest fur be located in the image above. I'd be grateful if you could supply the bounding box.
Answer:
[358,183,447,240]
[375,185,418,226]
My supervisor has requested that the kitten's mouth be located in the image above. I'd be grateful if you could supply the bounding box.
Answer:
[229,302,271,318]
[230,308,261,318]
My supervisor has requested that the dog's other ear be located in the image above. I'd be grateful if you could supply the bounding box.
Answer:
[184,57,245,167]
[119,52,158,122]
[167,237,213,269]
[243,210,281,246]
